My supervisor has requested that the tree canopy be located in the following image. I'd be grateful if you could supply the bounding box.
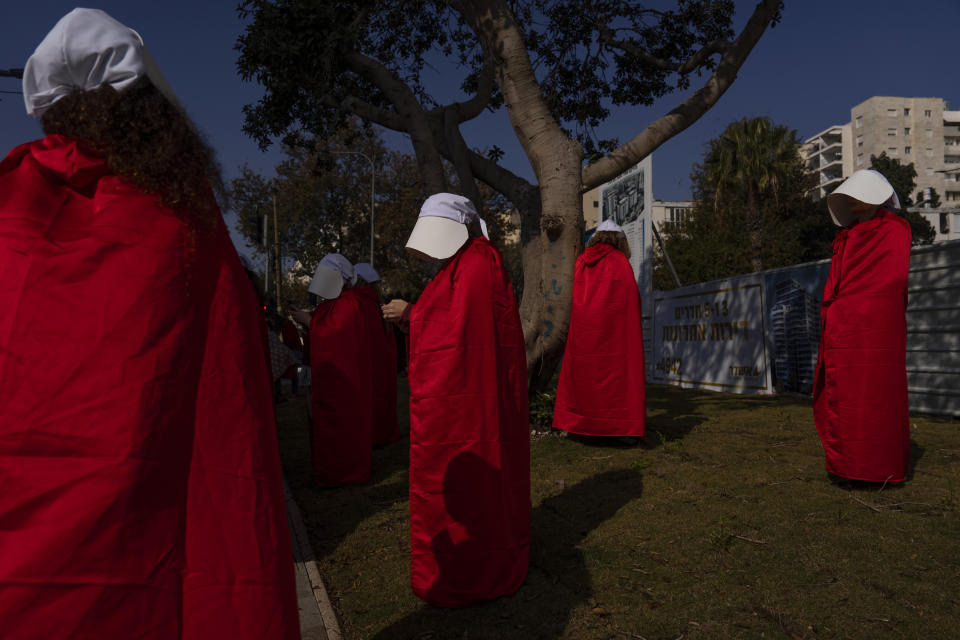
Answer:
[235,0,785,389]
[231,121,518,306]
[654,116,831,289]
[869,152,936,245]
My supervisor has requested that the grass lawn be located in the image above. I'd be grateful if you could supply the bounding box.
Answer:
[276,381,960,640]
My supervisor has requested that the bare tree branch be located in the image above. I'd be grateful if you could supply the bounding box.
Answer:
[451,61,496,122]
[583,0,783,190]
[322,93,407,131]
[442,106,483,205]
[344,50,447,191]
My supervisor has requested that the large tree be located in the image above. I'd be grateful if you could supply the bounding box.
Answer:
[236,0,784,390]
[231,128,517,305]
[654,116,830,288]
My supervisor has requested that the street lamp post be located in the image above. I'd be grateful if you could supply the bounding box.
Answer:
[331,150,375,267]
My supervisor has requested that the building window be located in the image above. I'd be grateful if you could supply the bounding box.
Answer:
[593,201,598,208]
[887,108,897,117]
[926,148,934,157]
[905,107,911,116]
[925,109,932,117]
[905,146,912,155]
[905,127,911,135]
[926,167,934,176]
[856,135,863,147]
[946,155,960,164]
[926,129,933,138]
[855,115,863,128]
[887,128,897,136]
[667,207,688,225]
[888,147,898,156]
[857,153,864,166]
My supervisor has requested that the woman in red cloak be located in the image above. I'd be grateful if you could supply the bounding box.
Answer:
[306,254,374,485]
[552,219,646,442]
[814,169,912,484]
[354,262,401,445]
[0,9,299,639]
[382,193,529,608]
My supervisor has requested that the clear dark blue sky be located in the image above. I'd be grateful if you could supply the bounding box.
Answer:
[2,1,958,253]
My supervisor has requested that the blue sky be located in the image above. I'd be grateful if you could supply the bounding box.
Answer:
[2,1,958,255]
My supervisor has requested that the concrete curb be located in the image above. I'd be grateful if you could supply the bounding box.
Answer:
[284,476,343,640]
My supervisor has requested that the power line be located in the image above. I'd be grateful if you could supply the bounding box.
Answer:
[0,68,24,79]
[0,90,23,95]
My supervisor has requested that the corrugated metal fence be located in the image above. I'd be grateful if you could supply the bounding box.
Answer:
[906,239,960,416]
[646,238,960,417]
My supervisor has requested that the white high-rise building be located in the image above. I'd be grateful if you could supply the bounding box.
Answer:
[802,97,960,205]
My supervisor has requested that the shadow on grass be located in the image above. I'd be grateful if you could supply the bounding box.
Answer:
[371,468,643,640]
[641,384,818,449]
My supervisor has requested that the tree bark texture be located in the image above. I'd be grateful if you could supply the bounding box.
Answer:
[455,0,585,389]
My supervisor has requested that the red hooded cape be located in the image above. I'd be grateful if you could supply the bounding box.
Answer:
[552,242,646,436]
[407,237,530,607]
[356,284,400,445]
[0,135,299,639]
[309,287,373,485]
[813,209,911,482]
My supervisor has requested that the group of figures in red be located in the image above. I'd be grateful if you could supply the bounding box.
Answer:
[0,8,912,639]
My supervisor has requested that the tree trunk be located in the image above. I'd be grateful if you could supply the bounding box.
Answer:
[520,145,584,392]
[456,0,584,392]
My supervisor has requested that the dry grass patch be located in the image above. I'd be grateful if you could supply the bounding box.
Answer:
[276,382,960,639]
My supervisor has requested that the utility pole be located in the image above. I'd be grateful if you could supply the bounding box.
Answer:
[651,220,682,289]
[273,192,281,312]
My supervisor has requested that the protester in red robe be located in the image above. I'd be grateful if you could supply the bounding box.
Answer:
[355,262,401,445]
[814,169,912,484]
[0,9,299,639]
[382,193,529,608]
[553,220,646,442]
[307,254,374,485]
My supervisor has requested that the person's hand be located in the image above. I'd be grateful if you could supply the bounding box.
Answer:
[291,309,313,326]
[382,299,409,323]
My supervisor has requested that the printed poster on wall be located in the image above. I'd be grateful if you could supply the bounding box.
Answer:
[652,277,772,392]
[762,261,831,394]
[599,155,653,308]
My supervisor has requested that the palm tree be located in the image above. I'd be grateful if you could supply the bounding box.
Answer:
[707,117,800,272]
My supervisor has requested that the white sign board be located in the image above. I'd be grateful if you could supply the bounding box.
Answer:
[652,278,772,392]
[599,155,653,308]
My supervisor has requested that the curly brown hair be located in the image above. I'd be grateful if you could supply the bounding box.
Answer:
[586,230,631,259]
[40,82,222,224]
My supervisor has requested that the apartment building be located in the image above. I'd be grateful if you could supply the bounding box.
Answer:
[803,97,960,205]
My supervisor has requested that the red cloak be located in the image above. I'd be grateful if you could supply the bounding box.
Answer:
[309,287,373,485]
[552,243,646,437]
[356,284,400,445]
[0,135,299,639]
[813,209,911,482]
[407,237,530,607]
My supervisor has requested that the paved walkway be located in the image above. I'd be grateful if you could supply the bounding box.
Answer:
[285,477,342,640]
